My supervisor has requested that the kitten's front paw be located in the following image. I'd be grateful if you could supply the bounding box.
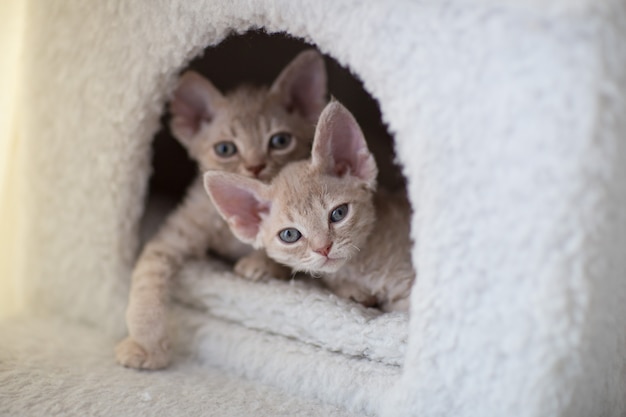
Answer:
[115,336,171,370]
[234,251,292,282]
[331,284,379,309]
[353,294,380,309]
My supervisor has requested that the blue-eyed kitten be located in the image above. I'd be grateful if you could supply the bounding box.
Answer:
[204,102,415,312]
[116,50,328,369]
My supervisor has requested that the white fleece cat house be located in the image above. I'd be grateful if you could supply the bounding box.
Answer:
[2,1,626,416]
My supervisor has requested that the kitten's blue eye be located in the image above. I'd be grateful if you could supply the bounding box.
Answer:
[278,228,302,243]
[214,141,237,157]
[330,204,349,223]
[269,132,292,150]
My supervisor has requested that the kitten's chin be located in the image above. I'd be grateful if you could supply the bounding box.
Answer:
[314,257,346,273]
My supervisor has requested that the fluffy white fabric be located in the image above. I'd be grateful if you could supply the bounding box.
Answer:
[0,316,359,417]
[175,260,408,366]
[3,0,626,416]
[173,261,404,414]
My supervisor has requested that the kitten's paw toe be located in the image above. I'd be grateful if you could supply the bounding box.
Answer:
[234,259,271,282]
[234,252,293,282]
[115,337,171,370]
[332,284,380,309]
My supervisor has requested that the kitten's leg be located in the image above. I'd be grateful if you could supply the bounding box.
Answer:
[116,179,213,370]
[381,294,411,313]
[234,249,293,282]
[327,281,379,309]
[385,296,410,312]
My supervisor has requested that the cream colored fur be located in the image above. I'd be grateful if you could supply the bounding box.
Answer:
[116,50,328,369]
[205,102,415,312]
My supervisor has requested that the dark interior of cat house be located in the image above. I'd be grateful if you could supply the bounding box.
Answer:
[142,30,404,240]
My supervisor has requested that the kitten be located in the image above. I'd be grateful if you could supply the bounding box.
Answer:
[115,50,328,369]
[204,102,415,312]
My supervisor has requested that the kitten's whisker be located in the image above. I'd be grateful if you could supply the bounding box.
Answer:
[350,244,361,252]
[309,271,322,279]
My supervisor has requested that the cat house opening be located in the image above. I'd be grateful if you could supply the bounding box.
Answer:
[135,29,410,380]
[141,31,405,242]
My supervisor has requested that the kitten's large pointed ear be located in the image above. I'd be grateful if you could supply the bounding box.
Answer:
[203,171,271,245]
[170,71,226,146]
[270,50,327,122]
[311,102,378,189]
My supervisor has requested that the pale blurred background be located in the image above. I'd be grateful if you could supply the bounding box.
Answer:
[0,0,26,318]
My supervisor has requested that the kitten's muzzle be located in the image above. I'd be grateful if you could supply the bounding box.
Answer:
[313,242,333,257]
[316,256,345,273]
[245,164,266,178]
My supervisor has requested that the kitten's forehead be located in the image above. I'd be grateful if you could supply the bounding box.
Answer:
[224,86,278,121]
[217,86,292,143]
[270,163,348,219]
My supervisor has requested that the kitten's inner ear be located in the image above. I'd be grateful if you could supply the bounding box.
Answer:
[312,102,378,188]
[203,171,271,245]
[170,71,226,145]
[270,50,327,122]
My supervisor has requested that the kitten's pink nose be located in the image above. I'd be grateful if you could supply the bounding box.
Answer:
[245,164,266,177]
[314,242,333,257]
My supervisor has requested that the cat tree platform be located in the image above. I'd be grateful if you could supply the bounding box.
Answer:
[2,1,625,416]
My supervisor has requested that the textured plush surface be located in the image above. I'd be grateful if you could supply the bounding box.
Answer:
[4,0,626,416]
[173,260,402,415]
[0,316,360,417]
[175,260,408,366]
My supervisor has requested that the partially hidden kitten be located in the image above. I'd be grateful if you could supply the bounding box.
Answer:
[204,101,415,312]
[115,50,328,369]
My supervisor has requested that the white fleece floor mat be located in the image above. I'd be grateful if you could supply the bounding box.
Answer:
[0,316,362,417]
